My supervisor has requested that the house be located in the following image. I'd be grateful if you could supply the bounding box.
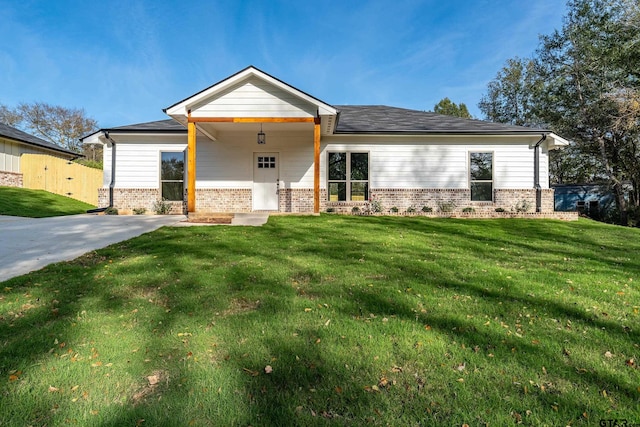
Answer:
[0,123,79,187]
[81,66,569,215]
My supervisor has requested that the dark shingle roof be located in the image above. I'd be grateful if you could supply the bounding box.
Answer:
[82,107,550,138]
[334,105,549,134]
[81,119,186,141]
[108,119,187,133]
[0,122,78,156]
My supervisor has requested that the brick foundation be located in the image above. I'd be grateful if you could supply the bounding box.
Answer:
[98,188,185,214]
[195,188,252,212]
[100,186,557,216]
[325,188,556,214]
[0,171,23,187]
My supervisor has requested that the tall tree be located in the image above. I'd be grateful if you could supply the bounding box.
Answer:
[479,0,640,224]
[478,57,540,127]
[535,0,640,224]
[433,98,472,118]
[1,102,98,154]
[0,104,22,127]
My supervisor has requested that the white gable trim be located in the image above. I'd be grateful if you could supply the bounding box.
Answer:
[164,66,337,120]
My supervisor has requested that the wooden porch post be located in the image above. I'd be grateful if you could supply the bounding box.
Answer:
[187,121,196,213]
[314,118,321,213]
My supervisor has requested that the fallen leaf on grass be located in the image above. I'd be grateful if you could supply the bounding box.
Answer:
[454,362,466,372]
[604,351,613,358]
[8,370,22,382]
[48,386,59,393]
[147,375,159,385]
[264,365,273,374]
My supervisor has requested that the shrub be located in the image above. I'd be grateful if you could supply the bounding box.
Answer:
[104,207,118,215]
[351,206,360,214]
[437,201,456,213]
[326,207,335,213]
[514,199,532,213]
[462,207,475,213]
[133,207,146,215]
[153,199,172,215]
[406,206,416,213]
[495,207,506,213]
[369,199,383,213]
[422,206,433,213]
[390,206,399,213]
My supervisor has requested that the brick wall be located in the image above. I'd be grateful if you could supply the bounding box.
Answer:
[0,171,23,187]
[195,189,252,212]
[325,188,556,214]
[99,186,556,215]
[98,188,185,214]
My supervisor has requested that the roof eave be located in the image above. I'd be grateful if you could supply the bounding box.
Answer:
[333,130,552,136]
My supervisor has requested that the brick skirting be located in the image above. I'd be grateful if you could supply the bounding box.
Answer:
[100,186,557,216]
[0,171,23,187]
[326,188,556,215]
[98,188,185,214]
[195,188,252,213]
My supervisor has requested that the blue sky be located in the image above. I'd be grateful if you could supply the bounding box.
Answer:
[0,0,567,128]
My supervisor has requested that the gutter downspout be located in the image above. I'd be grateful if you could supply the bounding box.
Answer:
[105,131,116,208]
[534,134,547,213]
[86,131,116,214]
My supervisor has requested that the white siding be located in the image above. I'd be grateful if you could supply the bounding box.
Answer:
[190,77,316,118]
[0,139,23,173]
[196,130,315,189]
[109,132,551,191]
[322,135,549,190]
[102,144,112,187]
[109,136,187,188]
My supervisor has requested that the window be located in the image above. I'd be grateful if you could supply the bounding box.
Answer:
[160,151,185,201]
[470,152,493,201]
[257,156,276,169]
[328,152,369,201]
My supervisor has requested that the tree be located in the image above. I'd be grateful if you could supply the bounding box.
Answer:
[535,0,640,224]
[432,98,472,118]
[0,102,99,157]
[479,0,640,225]
[0,104,22,127]
[478,57,540,127]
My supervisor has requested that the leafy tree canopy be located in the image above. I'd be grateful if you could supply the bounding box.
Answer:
[479,0,640,225]
[432,98,472,119]
[0,102,99,154]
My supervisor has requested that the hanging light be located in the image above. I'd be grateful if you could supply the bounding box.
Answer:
[257,123,266,144]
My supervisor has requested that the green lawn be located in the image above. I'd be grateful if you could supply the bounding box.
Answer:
[1,216,638,426]
[0,186,95,217]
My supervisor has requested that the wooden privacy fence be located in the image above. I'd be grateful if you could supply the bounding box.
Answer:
[21,153,102,206]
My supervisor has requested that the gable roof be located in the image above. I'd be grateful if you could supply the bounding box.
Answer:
[335,105,550,135]
[164,65,338,120]
[84,107,553,137]
[0,122,79,157]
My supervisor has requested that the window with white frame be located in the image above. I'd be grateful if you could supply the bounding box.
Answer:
[470,152,493,201]
[160,151,185,201]
[328,152,369,201]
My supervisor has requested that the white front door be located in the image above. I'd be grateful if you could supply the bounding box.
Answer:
[253,152,279,211]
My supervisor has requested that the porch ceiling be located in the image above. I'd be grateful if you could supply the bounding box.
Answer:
[195,121,315,140]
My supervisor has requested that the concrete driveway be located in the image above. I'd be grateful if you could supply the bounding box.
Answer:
[0,214,186,282]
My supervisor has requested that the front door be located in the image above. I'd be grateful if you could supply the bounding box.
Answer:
[253,152,279,211]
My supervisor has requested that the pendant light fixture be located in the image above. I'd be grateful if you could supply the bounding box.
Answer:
[257,123,266,144]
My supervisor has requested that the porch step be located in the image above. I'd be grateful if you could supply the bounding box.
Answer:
[187,212,234,224]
